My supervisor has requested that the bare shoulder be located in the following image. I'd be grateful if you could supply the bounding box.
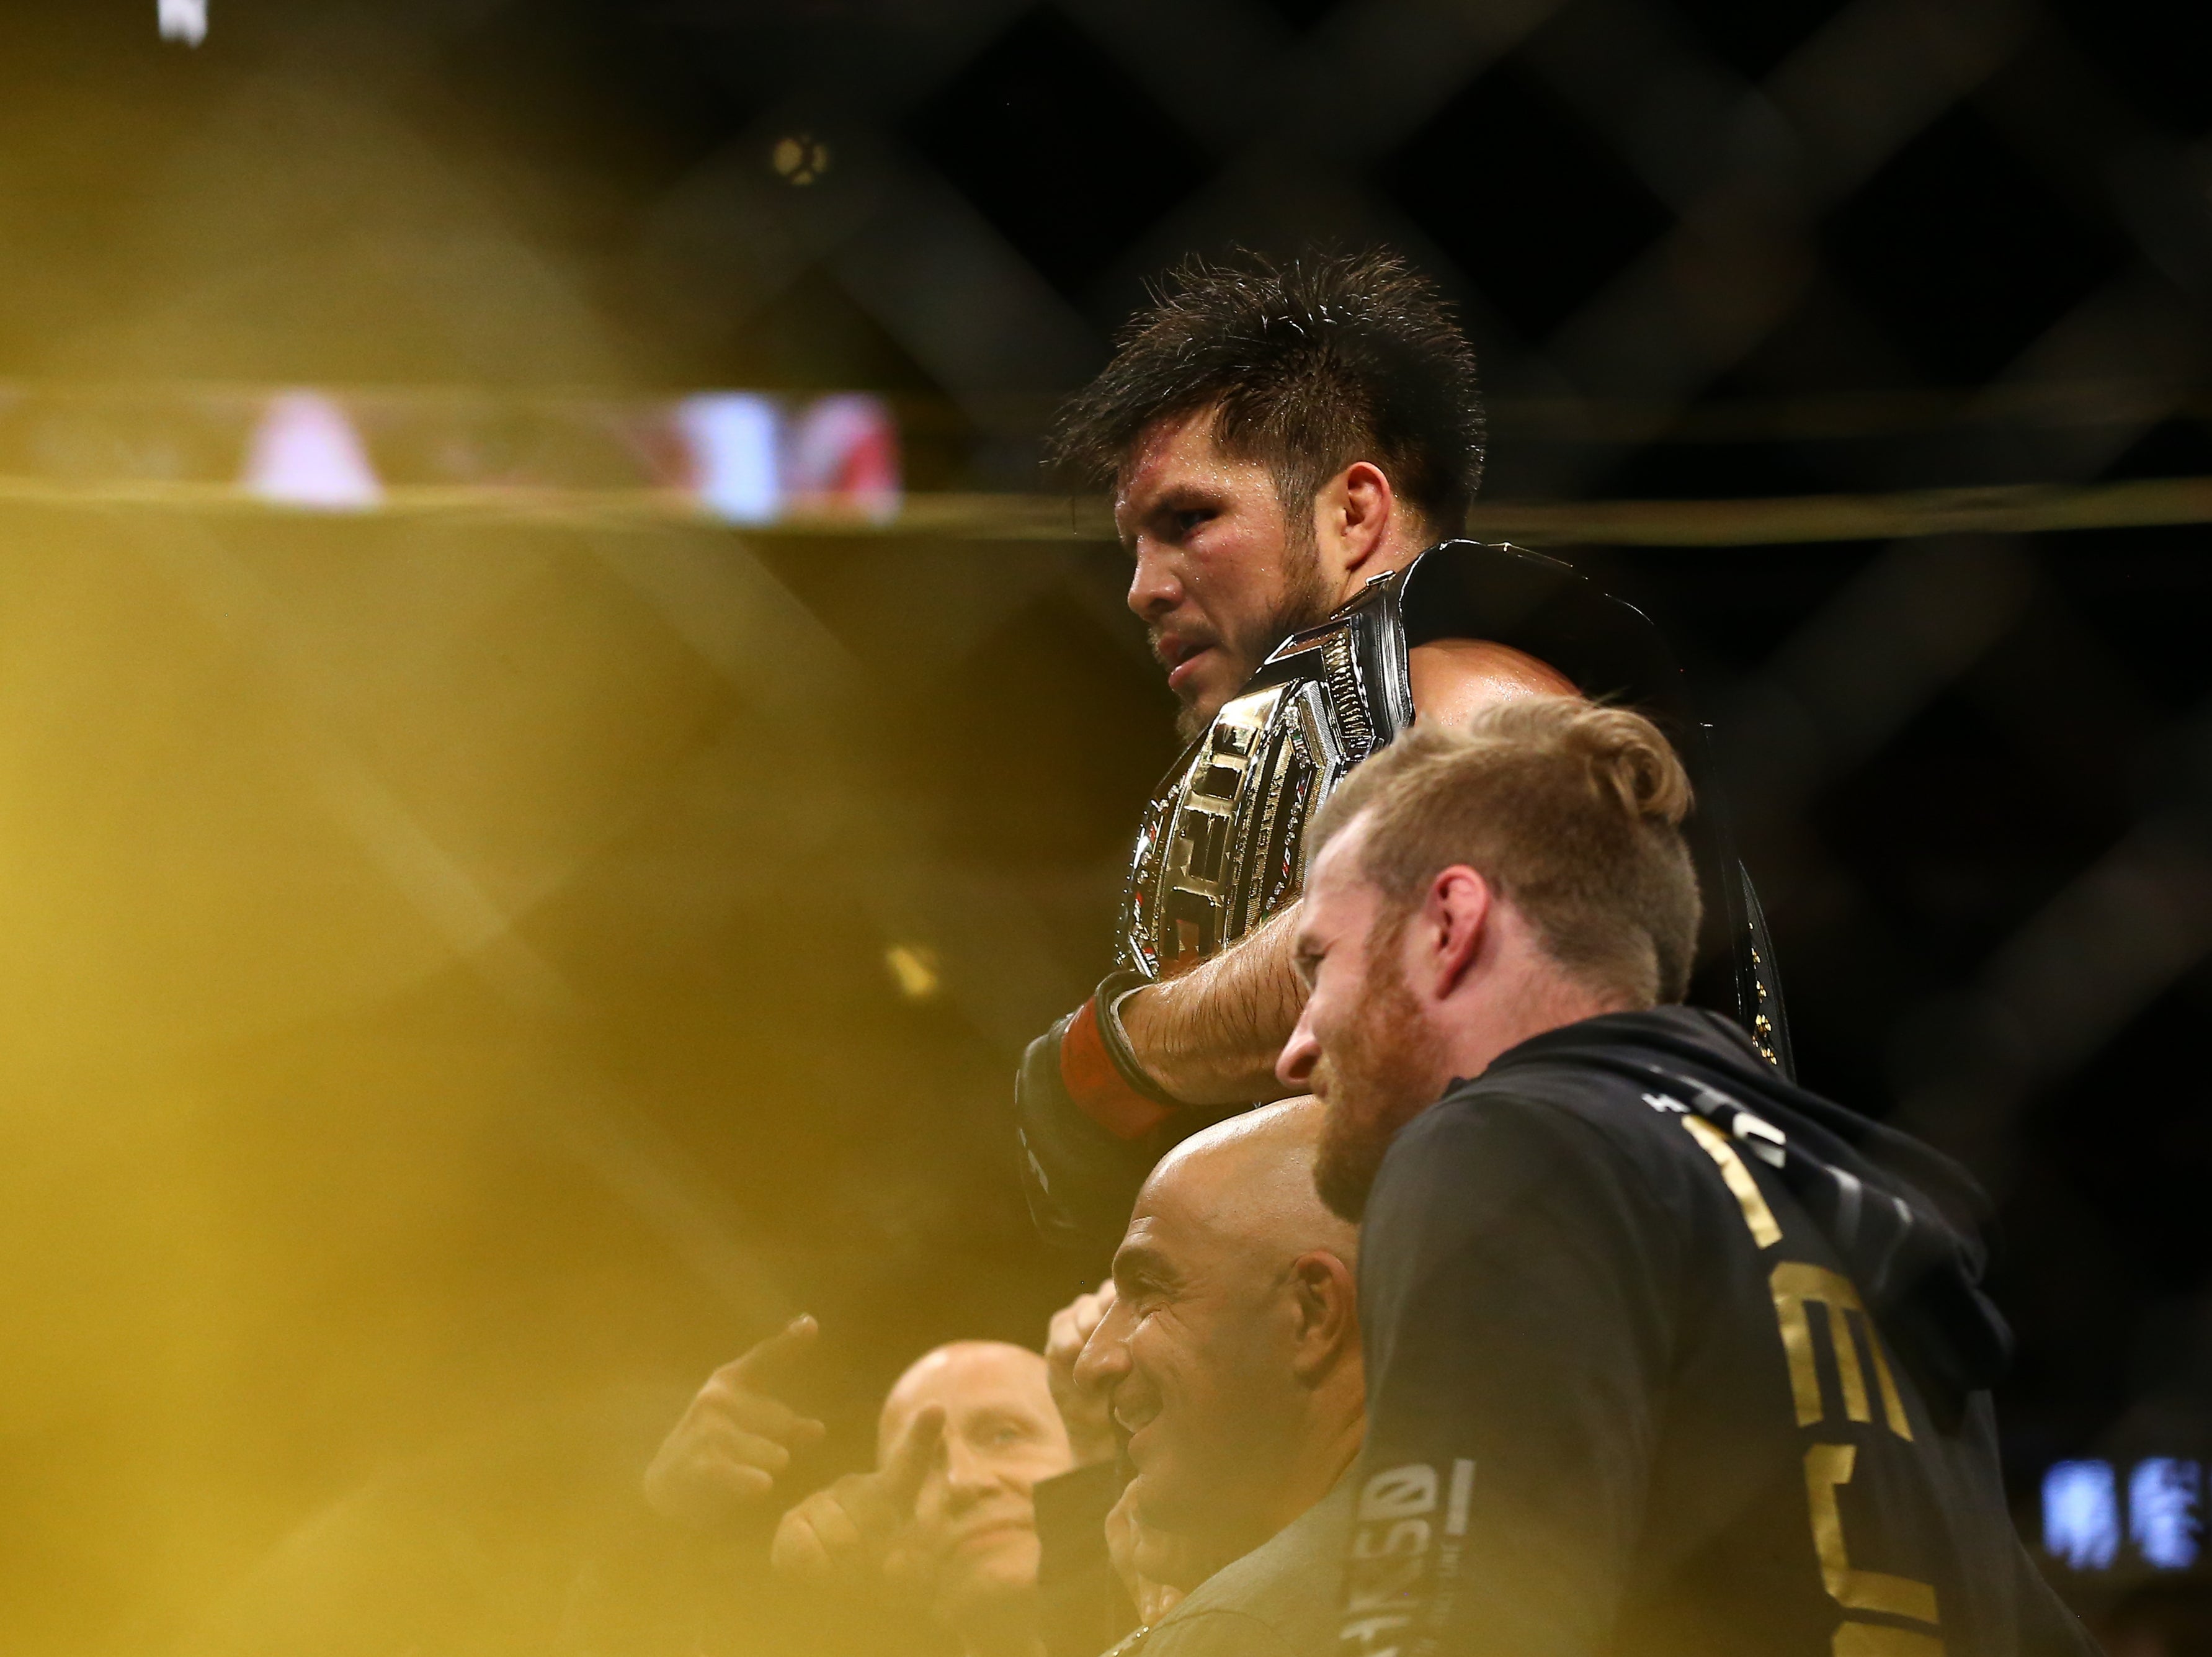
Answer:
[1405,637,1578,730]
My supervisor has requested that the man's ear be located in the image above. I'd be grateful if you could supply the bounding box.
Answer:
[1287,1251,1358,1382]
[1314,461,1398,581]
[1422,866,1492,1000]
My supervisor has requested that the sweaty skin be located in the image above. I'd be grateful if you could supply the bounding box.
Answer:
[1112,406,1579,1105]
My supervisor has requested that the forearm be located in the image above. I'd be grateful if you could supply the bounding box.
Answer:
[1118,908,1306,1105]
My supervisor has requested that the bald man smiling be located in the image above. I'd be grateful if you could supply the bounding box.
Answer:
[1073,1099,1363,1657]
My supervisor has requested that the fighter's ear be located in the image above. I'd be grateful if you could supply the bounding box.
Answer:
[1316,461,1397,579]
[1287,1250,1358,1382]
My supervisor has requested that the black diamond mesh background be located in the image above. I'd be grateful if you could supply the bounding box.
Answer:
[0,4,2206,1654]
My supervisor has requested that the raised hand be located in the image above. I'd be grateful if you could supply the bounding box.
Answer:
[770,1402,945,1590]
[1105,1479,1198,1627]
[644,1315,828,1528]
[1045,1281,1120,1467]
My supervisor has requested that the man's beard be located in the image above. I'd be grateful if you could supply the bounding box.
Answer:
[1313,935,1447,1223]
[1166,542,1334,743]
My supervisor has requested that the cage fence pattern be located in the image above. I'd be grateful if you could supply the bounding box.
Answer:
[0,4,2209,1645]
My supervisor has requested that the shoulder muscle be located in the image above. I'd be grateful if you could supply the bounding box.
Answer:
[1405,637,1578,730]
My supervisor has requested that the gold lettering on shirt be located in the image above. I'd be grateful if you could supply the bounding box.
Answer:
[1682,1115,1783,1246]
[1804,1444,1941,1627]
[1771,1262,1914,1440]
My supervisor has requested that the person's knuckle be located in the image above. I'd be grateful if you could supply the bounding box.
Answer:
[700,1377,747,1413]
[727,1398,787,1437]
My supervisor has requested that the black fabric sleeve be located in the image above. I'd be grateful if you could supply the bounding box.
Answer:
[1033,1462,1138,1657]
[1342,1094,1682,1657]
[2009,1539,2103,1657]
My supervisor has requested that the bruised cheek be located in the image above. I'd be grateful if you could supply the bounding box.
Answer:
[1190,522,1280,618]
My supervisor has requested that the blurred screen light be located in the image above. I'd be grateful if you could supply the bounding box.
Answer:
[0,380,903,524]
[784,393,899,522]
[2045,1460,2121,1570]
[241,391,383,511]
[676,392,782,525]
[158,0,207,47]
[2130,1458,2203,1570]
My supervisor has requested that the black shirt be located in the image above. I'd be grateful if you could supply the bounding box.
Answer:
[1343,1006,2095,1657]
[1035,1462,1138,1657]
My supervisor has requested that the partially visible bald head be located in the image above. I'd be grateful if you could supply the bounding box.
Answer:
[1138,1097,1357,1274]
[880,1341,1055,1460]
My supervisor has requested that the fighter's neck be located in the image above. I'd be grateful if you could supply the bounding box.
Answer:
[1436,965,1636,1088]
[1320,532,1439,614]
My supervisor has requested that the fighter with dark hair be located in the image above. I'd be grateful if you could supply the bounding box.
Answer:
[1018,248,1791,1255]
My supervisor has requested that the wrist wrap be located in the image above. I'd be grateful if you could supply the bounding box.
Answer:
[1058,968,1183,1140]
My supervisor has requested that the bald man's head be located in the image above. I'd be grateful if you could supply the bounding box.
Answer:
[1140,1097,1358,1273]
[1076,1098,1365,1568]
[879,1342,1050,1457]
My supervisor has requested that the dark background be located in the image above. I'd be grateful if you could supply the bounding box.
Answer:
[0,2,2207,1653]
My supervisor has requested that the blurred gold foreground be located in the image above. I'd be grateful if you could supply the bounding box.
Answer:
[0,512,1099,1657]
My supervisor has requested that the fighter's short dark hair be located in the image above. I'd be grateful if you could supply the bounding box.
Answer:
[1050,248,1484,534]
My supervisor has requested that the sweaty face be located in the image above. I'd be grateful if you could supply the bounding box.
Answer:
[1116,408,1334,741]
[1087,1189,1303,1542]
[1293,828,1451,1222]
[881,1345,1073,1629]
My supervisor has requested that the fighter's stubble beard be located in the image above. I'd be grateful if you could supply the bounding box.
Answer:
[1162,520,1336,744]
[1313,909,1451,1224]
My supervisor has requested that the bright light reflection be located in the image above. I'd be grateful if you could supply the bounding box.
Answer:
[2044,1460,2120,1570]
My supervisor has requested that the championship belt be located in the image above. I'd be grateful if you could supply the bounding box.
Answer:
[1117,565,1411,979]
[1114,539,1797,1073]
